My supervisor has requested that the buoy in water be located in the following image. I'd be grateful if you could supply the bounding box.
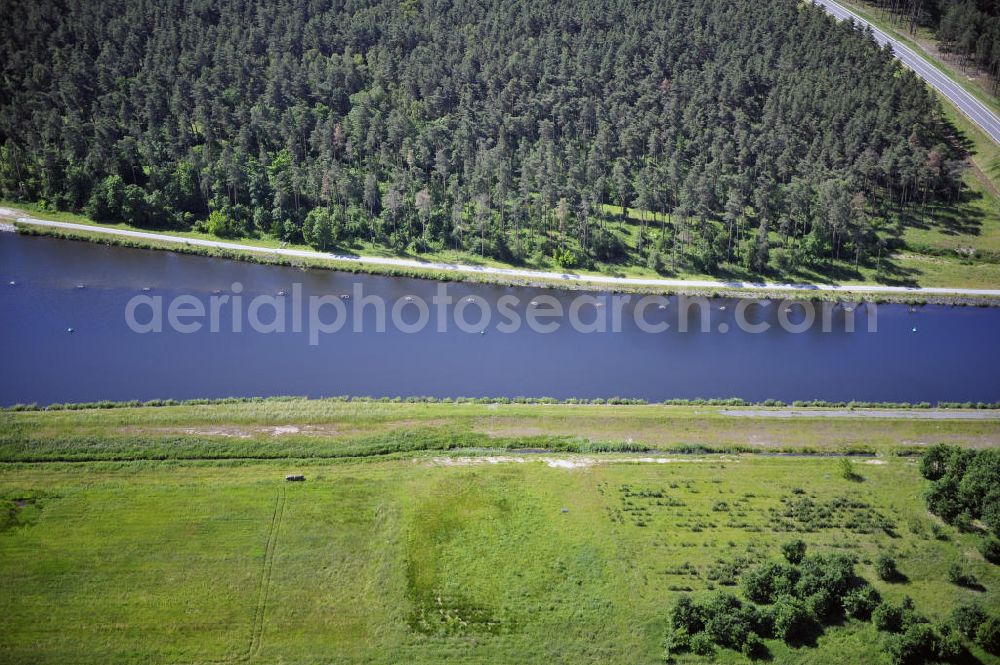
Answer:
[404,296,414,302]
[340,294,351,300]
[142,287,151,292]
[8,280,14,286]
[66,327,74,333]
[277,290,286,296]
[76,283,85,289]
[912,327,918,333]
[480,330,486,335]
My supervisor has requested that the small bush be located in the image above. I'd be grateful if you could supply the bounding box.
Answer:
[884,623,938,665]
[805,588,837,622]
[795,553,858,599]
[840,457,862,481]
[781,539,807,565]
[689,631,715,656]
[977,616,1000,655]
[936,624,963,661]
[919,443,954,481]
[899,597,928,633]
[947,563,979,588]
[772,595,813,642]
[751,604,776,638]
[669,594,704,635]
[952,603,987,638]
[980,537,1000,564]
[741,633,767,659]
[702,592,754,650]
[741,561,799,604]
[842,584,880,620]
[875,554,898,581]
[873,602,905,633]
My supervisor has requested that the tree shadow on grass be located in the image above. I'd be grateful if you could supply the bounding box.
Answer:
[954,645,987,665]
[897,192,987,238]
[746,643,774,662]
[882,570,910,584]
[868,257,923,288]
[785,620,824,649]
[939,112,977,160]
[952,577,987,592]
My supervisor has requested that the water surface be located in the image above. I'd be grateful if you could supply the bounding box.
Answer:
[1,233,998,405]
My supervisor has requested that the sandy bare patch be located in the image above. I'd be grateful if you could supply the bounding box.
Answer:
[424,456,527,467]
[543,458,596,469]
[630,457,729,464]
[269,425,301,435]
[863,459,887,465]
[123,424,343,438]
[175,427,252,439]
[424,455,726,469]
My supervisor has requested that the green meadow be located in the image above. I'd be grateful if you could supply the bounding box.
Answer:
[0,402,997,664]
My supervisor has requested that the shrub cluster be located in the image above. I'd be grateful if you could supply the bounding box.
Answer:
[665,591,770,659]
[952,604,1000,656]
[920,445,1000,538]
[668,545,878,659]
[668,543,981,663]
[870,596,978,665]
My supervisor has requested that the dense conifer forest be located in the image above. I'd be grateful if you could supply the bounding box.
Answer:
[0,0,973,276]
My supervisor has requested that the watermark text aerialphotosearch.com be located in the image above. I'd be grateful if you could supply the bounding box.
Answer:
[125,282,878,345]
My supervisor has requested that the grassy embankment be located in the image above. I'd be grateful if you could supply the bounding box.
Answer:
[5,399,1000,460]
[0,400,998,664]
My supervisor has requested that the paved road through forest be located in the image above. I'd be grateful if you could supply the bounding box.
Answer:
[813,0,1000,145]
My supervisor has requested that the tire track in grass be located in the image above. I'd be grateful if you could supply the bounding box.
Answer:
[243,486,286,662]
[187,486,285,665]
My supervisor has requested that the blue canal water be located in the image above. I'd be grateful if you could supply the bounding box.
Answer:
[1,233,998,405]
